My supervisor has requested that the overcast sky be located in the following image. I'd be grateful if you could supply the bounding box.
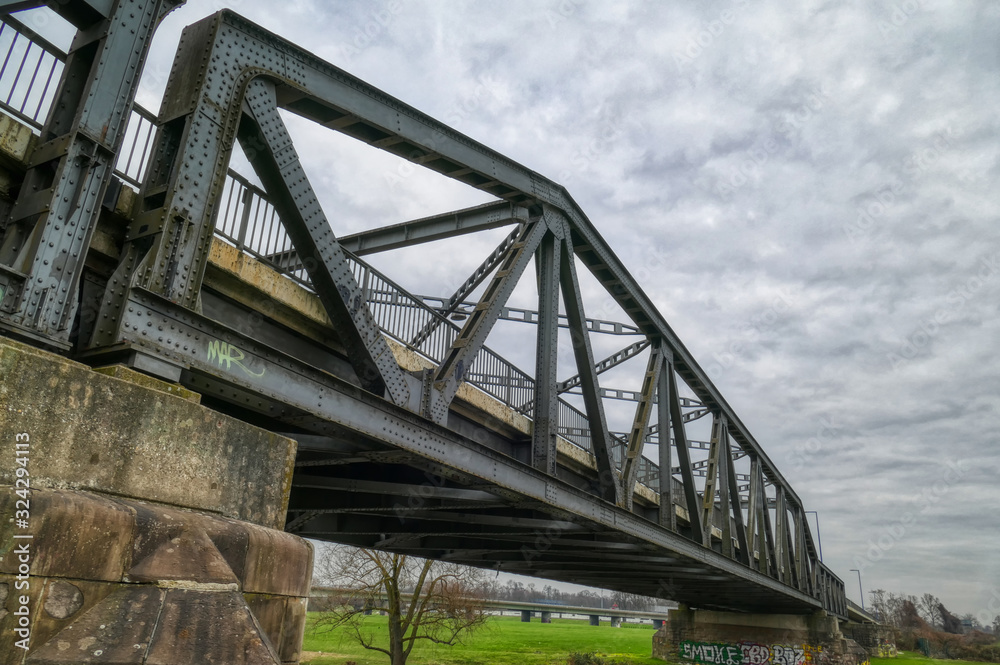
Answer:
[111,0,999,617]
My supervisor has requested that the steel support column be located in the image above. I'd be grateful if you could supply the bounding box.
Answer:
[531,228,560,475]
[0,0,183,348]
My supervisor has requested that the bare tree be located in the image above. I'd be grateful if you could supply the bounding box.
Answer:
[609,590,653,611]
[312,546,490,665]
[919,593,942,628]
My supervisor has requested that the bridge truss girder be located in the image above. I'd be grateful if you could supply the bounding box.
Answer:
[0,5,847,617]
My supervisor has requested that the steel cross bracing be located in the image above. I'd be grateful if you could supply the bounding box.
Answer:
[0,3,848,616]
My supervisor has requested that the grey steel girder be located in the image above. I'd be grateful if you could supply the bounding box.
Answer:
[0,0,184,347]
[338,201,528,255]
[106,12,790,494]
[656,351,675,530]
[236,78,418,406]
[553,212,619,504]
[430,218,546,417]
[532,228,560,475]
[621,342,662,509]
[103,285,824,614]
[419,297,643,336]
[558,340,650,394]
[0,0,116,27]
[49,6,837,612]
[410,224,523,350]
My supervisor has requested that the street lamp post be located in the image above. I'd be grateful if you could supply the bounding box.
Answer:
[805,510,823,562]
[849,568,864,610]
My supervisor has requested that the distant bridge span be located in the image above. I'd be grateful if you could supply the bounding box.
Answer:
[0,0,846,620]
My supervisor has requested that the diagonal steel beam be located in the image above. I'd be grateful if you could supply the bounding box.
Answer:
[556,220,618,504]
[430,218,546,417]
[701,414,725,547]
[668,364,702,540]
[621,341,662,510]
[558,340,650,394]
[237,79,417,407]
[410,224,522,349]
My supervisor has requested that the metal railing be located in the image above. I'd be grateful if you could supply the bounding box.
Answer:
[113,103,157,188]
[0,16,64,128]
[0,15,665,496]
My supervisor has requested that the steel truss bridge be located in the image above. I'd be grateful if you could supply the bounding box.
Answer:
[0,0,846,616]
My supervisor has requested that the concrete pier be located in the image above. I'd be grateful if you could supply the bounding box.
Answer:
[0,338,312,664]
[652,607,869,665]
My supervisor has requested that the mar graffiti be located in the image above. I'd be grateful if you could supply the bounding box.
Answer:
[680,641,826,665]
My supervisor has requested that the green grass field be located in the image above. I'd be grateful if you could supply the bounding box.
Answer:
[303,620,994,665]
[301,614,664,665]
[873,652,989,665]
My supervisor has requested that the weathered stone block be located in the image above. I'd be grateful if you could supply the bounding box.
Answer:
[145,589,279,665]
[279,597,308,663]
[242,524,313,597]
[244,594,289,657]
[25,585,164,664]
[127,503,239,585]
[0,488,312,663]
[0,336,296,528]
[92,364,201,404]
[0,489,133,582]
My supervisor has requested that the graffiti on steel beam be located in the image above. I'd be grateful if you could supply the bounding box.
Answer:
[207,340,266,378]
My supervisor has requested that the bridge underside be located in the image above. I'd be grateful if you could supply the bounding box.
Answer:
[0,0,847,627]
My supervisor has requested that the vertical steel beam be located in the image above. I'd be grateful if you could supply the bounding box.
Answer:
[723,430,750,565]
[774,487,790,585]
[621,341,662,510]
[793,506,807,592]
[667,366,702,540]
[715,416,732,557]
[748,457,771,575]
[531,229,560,475]
[760,480,778,579]
[557,229,618,504]
[0,0,183,347]
[656,352,675,531]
